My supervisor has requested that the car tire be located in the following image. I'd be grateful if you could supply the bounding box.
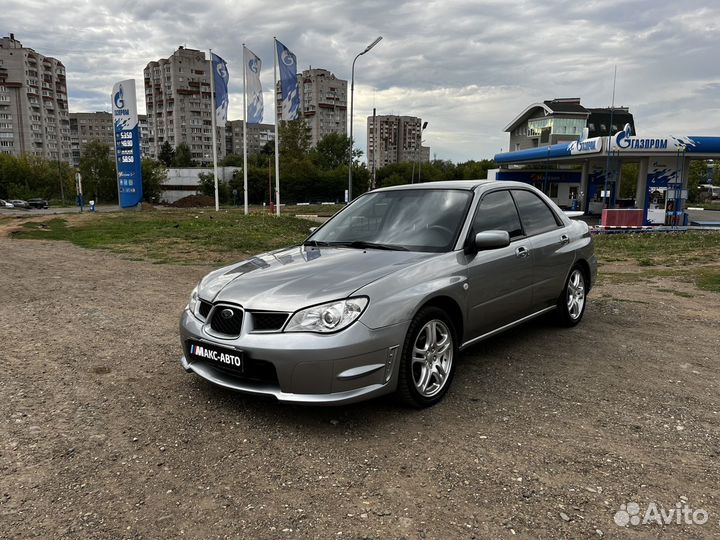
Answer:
[556,265,587,327]
[397,306,458,408]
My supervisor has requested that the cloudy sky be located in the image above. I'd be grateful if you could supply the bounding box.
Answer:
[4,0,720,161]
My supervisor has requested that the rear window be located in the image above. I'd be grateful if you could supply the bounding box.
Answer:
[511,190,560,236]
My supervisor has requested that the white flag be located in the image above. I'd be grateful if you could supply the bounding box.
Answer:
[244,47,263,124]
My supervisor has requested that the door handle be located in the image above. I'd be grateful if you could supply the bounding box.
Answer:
[515,246,529,258]
[560,234,570,245]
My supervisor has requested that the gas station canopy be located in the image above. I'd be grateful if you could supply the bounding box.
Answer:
[492,126,720,226]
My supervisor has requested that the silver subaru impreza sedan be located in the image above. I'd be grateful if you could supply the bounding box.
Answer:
[179,180,596,407]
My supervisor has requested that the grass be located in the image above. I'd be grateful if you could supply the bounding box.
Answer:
[8,210,720,294]
[11,209,317,265]
[696,268,720,293]
[697,201,720,211]
[594,231,720,294]
[593,231,720,266]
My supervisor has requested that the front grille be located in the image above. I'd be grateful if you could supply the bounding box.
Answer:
[209,305,243,336]
[251,312,289,332]
[198,300,212,319]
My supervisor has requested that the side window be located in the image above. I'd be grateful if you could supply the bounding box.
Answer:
[511,190,560,236]
[472,190,523,239]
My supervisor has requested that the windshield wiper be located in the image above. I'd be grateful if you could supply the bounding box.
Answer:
[332,240,408,251]
[303,240,330,247]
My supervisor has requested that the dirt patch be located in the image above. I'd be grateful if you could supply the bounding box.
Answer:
[170,195,216,208]
[1,238,719,539]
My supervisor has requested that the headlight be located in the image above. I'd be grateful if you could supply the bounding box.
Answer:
[285,297,368,333]
[187,285,199,315]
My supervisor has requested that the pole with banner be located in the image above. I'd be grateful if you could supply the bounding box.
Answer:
[242,45,249,216]
[209,51,229,212]
[273,37,280,216]
[111,79,143,208]
[209,50,219,212]
[274,39,300,216]
[242,46,264,216]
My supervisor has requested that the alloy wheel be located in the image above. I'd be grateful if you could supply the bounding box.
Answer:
[411,319,454,398]
[567,269,585,320]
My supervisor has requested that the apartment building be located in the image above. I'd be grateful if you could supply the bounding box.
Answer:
[276,68,347,147]
[0,34,71,162]
[367,114,430,169]
[69,111,113,167]
[225,120,275,157]
[144,46,225,164]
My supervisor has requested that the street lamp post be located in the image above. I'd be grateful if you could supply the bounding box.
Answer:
[348,36,382,203]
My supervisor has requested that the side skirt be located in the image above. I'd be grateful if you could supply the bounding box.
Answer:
[459,306,557,351]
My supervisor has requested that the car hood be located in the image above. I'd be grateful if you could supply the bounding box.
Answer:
[200,245,437,311]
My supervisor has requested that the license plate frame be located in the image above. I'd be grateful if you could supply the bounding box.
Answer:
[187,340,244,373]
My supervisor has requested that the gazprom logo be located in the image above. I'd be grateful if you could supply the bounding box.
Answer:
[281,49,295,66]
[216,61,227,80]
[113,85,130,116]
[576,140,597,152]
[248,57,259,74]
[616,123,669,150]
[114,85,125,109]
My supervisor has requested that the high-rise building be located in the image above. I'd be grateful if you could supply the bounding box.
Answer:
[68,111,114,167]
[367,114,430,169]
[69,112,151,168]
[0,34,71,163]
[138,114,150,158]
[225,120,275,157]
[143,46,224,164]
[276,68,347,147]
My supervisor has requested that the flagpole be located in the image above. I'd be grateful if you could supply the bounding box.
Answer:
[273,37,280,216]
[209,49,220,212]
[242,45,249,215]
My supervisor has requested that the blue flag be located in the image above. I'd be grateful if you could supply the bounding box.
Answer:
[244,47,263,124]
[211,52,229,126]
[275,40,300,121]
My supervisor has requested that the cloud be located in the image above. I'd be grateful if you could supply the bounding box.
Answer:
[4,0,719,161]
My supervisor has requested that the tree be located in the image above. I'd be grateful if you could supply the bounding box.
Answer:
[0,153,74,202]
[222,153,243,167]
[279,120,311,161]
[158,141,175,166]
[173,142,193,167]
[198,171,230,203]
[79,140,116,203]
[141,159,167,203]
[313,133,353,169]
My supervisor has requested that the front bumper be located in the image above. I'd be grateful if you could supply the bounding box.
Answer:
[179,309,409,405]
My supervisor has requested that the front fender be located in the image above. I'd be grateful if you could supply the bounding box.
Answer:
[356,251,467,330]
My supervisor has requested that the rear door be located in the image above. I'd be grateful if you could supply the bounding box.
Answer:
[510,189,575,309]
[463,190,534,338]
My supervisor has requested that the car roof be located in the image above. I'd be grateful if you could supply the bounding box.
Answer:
[373,180,494,192]
[371,180,544,193]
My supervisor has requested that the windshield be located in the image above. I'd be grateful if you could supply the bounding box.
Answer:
[309,189,473,252]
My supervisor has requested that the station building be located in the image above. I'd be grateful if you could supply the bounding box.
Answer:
[492,98,720,226]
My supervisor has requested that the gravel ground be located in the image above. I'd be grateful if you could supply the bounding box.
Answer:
[1,238,719,539]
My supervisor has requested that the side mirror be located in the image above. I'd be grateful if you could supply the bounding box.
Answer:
[309,227,318,234]
[470,230,510,252]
